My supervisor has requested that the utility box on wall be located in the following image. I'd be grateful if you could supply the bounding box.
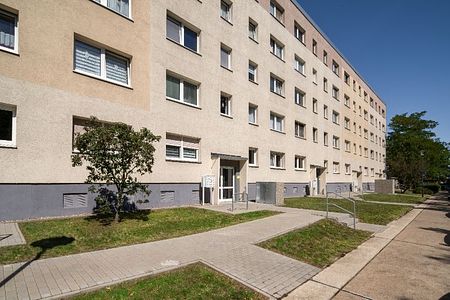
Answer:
[255,182,285,205]
[375,179,395,194]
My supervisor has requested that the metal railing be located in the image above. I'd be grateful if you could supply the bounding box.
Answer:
[326,191,356,229]
[231,191,249,211]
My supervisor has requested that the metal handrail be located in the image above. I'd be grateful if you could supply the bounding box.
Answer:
[231,191,249,211]
[326,191,356,229]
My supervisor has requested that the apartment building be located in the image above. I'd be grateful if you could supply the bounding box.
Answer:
[0,0,387,221]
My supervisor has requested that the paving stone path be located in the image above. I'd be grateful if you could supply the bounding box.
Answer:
[0,206,336,300]
[0,223,25,248]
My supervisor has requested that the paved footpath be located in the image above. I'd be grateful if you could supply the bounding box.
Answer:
[287,192,450,300]
[1,205,347,300]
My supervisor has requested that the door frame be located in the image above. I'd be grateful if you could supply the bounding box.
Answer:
[219,166,235,202]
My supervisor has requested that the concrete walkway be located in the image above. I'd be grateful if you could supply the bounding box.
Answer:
[286,192,450,300]
[0,205,331,300]
[0,223,26,248]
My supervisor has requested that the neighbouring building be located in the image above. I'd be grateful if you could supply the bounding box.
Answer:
[0,0,387,221]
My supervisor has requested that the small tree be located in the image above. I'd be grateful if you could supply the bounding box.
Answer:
[72,117,160,222]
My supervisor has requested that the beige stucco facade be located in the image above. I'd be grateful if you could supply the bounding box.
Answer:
[0,0,386,215]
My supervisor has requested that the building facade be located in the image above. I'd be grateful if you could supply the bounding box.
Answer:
[0,0,387,221]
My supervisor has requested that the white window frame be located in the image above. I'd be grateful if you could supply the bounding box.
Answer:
[249,148,258,166]
[220,44,232,69]
[270,37,284,60]
[270,0,284,23]
[93,0,132,18]
[0,9,19,54]
[294,22,305,43]
[345,164,351,175]
[270,112,284,133]
[312,98,318,113]
[166,72,199,107]
[323,105,328,119]
[248,61,258,82]
[324,132,329,146]
[333,162,340,174]
[344,117,350,130]
[0,103,16,147]
[248,104,258,125]
[294,55,305,75]
[332,60,339,76]
[166,15,199,53]
[294,88,305,106]
[332,86,339,100]
[312,127,318,143]
[295,121,306,139]
[323,51,328,65]
[345,140,351,152]
[332,136,340,149]
[165,134,200,162]
[249,18,258,41]
[295,155,306,170]
[270,75,284,96]
[323,77,328,92]
[312,68,317,84]
[220,0,232,22]
[74,39,131,87]
[332,111,340,125]
[270,151,285,169]
[220,93,232,117]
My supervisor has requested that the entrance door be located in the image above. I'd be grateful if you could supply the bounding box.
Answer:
[219,166,234,201]
[316,168,321,195]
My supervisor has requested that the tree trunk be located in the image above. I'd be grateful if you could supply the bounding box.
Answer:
[115,189,123,223]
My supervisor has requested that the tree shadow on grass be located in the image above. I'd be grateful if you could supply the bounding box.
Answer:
[0,236,75,288]
[84,210,151,226]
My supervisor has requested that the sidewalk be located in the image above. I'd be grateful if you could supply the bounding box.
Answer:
[286,192,450,300]
[1,206,329,300]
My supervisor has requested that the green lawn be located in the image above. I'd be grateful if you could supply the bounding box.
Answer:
[0,208,277,265]
[72,263,265,300]
[284,197,413,225]
[361,193,426,204]
[259,219,371,268]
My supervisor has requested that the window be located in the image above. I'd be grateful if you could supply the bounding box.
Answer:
[359,145,362,156]
[332,86,339,100]
[364,92,368,102]
[248,104,258,124]
[324,160,328,172]
[294,88,305,106]
[343,95,350,107]
[370,98,374,107]
[74,40,130,86]
[270,112,284,132]
[220,0,232,22]
[371,168,375,177]
[345,140,351,152]
[248,18,258,41]
[166,16,198,52]
[312,68,317,84]
[333,162,340,174]
[323,132,329,146]
[312,98,318,113]
[94,0,130,18]
[270,74,284,96]
[353,143,357,154]
[370,132,374,142]
[332,60,339,76]
[294,22,305,43]
[220,44,232,69]
[270,151,284,168]
[249,148,258,166]
[295,121,305,138]
[0,9,18,53]
[323,77,328,92]
[323,105,328,119]
[248,61,258,82]
[332,136,340,149]
[0,104,16,147]
[364,147,368,157]
[220,93,232,116]
[344,72,350,85]
[312,39,317,55]
[370,150,375,160]
[345,164,351,175]
[353,80,356,91]
[359,106,362,116]
[353,122,357,133]
[364,129,368,139]
[270,1,284,23]
[344,117,350,130]
[323,51,328,65]
[364,110,368,120]
[166,134,200,162]
[370,114,374,125]
[358,86,362,97]
[295,156,306,170]
[364,167,369,176]
[312,127,318,143]
[332,111,340,124]
[166,73,199,106]
[294,55,305,75]
[270,37,284,60]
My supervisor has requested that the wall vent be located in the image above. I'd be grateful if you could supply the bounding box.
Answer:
[160,191,175,202]
[63,193,88,208]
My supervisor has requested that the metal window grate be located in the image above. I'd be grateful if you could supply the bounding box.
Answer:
[63,193,88,208]
[161,191,175,202]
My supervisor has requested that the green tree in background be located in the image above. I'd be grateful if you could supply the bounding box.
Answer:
[386,111,449,193]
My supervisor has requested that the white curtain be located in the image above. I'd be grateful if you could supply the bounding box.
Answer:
[0,13,15,49]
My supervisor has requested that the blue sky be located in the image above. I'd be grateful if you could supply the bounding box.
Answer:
[296,0,450,142]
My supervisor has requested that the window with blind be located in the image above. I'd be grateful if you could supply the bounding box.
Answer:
[220,44,232,69]
[93,0,130,18]
[166,133,200,162]
[248,104,257,124]
[166,73,198,106]
[166,16,198,52]
[74,40,130,86]
[0,9,18,53]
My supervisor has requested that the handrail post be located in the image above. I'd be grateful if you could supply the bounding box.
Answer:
[326,193,329,219]
[353,200,356,229]
[231,193,234,211]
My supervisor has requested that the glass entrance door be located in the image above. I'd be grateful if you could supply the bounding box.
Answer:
[219,167,234,201]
